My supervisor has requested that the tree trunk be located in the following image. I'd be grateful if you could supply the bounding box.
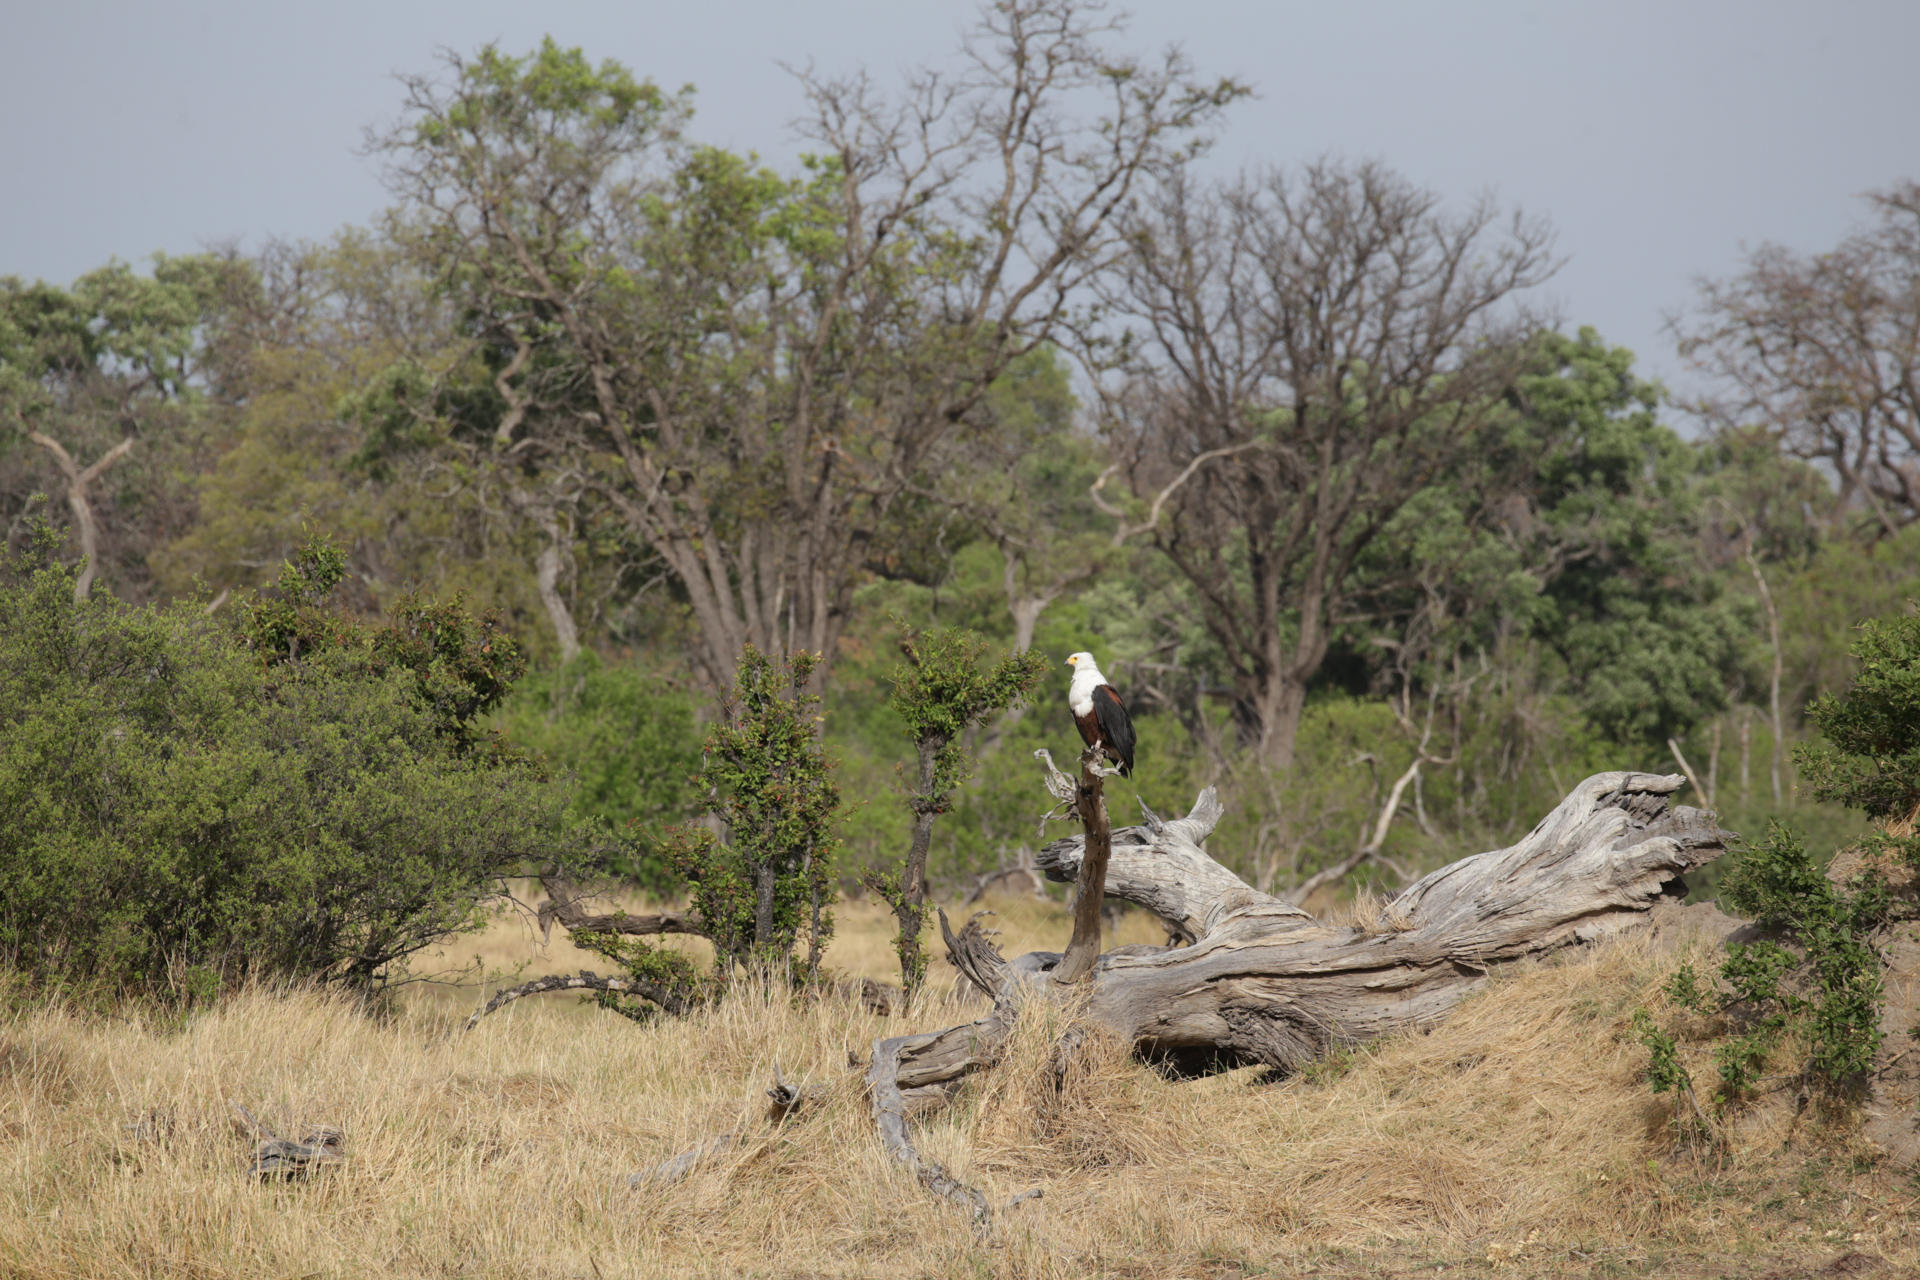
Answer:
[1009,597,1045,656]
[1241,668,1309,770]
[1747,549,1786,804]
[504,487,582,665]
[853,770,1722,1221]
[1052,753,1112,984]
[753,865,778,965]
[533,531,581,666]
[27,431,133,602]
[887,735,945,993]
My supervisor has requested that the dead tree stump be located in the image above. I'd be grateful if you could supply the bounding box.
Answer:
[1052,749,1115,984]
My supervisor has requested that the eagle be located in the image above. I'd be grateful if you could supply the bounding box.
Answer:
[1066,651,1136,777]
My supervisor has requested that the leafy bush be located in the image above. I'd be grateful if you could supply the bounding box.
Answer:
[1662,823,1886,1096]
[0,529,593,998]
[1799,609,1920,822]
[1634,609,1920,1109]
[667,647,841,976]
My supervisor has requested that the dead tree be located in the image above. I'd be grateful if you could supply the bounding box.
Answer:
[24,427,133,602]
[532,877,700,944]
[851,769,1722,1222]
[1052,748,1117,983]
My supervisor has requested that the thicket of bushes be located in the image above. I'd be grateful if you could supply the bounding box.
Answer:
[0,528,599,999]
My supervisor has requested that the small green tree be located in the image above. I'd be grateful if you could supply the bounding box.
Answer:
[869,626,1051,992]
[1679,823,1889,1092]
[1799,610,1920,824]
[668,647,841,977]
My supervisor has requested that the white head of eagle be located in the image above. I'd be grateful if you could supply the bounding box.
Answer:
[1065,652,1136,777]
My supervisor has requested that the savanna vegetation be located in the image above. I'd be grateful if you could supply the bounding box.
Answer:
[6,2,1920,1275]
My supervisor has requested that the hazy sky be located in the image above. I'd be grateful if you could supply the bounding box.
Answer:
[4,0,1917,394]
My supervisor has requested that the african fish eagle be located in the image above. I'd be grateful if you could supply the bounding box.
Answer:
[1066,652,1135,777]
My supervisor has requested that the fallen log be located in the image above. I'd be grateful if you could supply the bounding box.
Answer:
[233,1103,344,1180]
[464,970,696,1030]
[1025,769,1724,1073]
[861,770,1724,1221]
[535,877,700,942]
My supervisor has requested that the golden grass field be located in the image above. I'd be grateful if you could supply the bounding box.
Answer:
[1,889,1915,1279]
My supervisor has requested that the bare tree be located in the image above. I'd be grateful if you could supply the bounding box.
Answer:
[377,7,1241,689]
[1094,162,1555,765]
[1680,181,1920,538]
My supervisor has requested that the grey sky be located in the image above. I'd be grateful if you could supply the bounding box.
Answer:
[4,0,1916,395]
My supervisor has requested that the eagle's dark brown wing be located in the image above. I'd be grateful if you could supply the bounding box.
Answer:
[1092,682,1135,777]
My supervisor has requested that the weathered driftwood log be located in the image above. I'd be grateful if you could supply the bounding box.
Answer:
[234,1103,344,1179]
[465,970,696,1031]
[856,770,1724,1224]
[535,877,701,942]
[1022,769,1723,1072]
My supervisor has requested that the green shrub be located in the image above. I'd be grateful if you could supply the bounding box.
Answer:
[666,646,841,977]
[1649,824,1886,1102]
[1637,609,1920,1108]
[0,528,595,998]
[1799,609,1920,821]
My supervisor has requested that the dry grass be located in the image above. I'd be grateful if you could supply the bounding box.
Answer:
[1,895,1914,1279]
[1326,888,1417,938]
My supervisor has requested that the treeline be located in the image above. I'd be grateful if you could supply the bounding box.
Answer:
[5,3,1919,926]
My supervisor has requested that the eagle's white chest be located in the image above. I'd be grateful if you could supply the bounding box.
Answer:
[1068,667,1104,716]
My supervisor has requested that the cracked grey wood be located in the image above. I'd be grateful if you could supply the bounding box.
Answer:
[1028,770,1722,1070]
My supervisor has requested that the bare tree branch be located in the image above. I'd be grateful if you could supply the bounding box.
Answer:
[26,426,134,601]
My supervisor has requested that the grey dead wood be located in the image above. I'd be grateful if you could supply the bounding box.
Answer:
[24,429,133,602]
[849,769,1722,1222]
[1026,769,1722,1072]
[233,1103,344,1180]
[464,970,695,1031]
[535,877,701,943]
[629,1064,832,1188]
[964,845,1050,904]
[629,1134,735,1187]
[861,912,1046,1230]
[618,770,1719,1225]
